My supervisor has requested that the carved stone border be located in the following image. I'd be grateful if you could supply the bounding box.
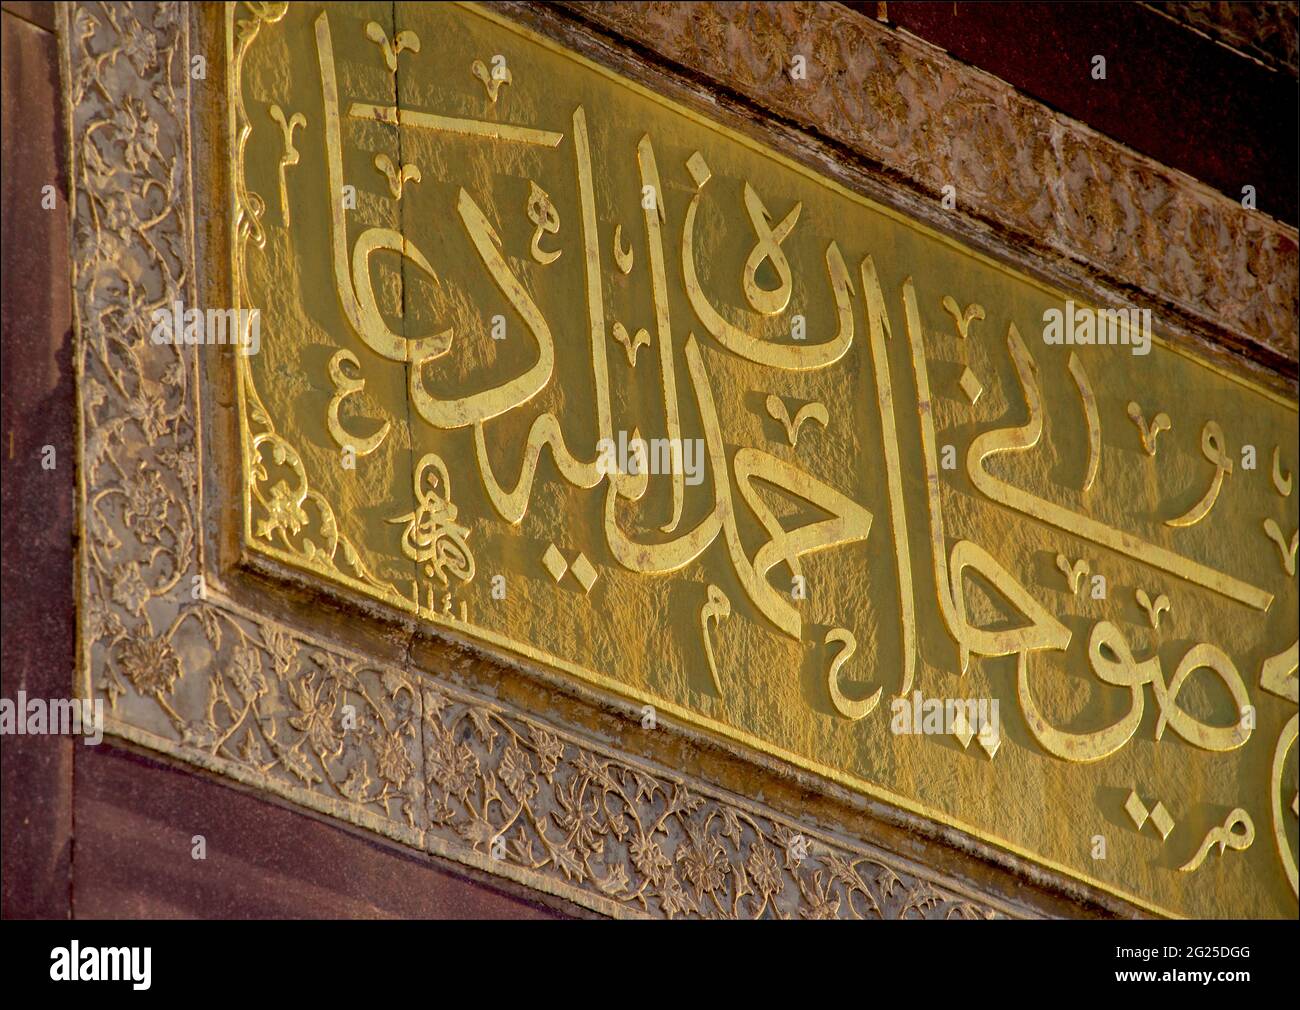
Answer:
[1144,1,1298,74]
[556,1,1299,374]
[62,0,1032,920]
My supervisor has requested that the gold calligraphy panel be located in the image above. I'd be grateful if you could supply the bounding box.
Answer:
[229,1,1298,916]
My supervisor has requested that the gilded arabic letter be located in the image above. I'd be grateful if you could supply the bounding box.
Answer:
[681,157,853,370]
[1179,808,1254,873]
[1067,351,1100,492]
[572,106,615,450]
[1269,714,1298,897]
[741,181,800,316]
[947,539,1072,660]
[473,412,604,526]
[1263,518,1298,575]
[1153,642,1251,752]
[409,189,554,429]
[636,135,685,533]
[1016,621,1145,762]
[351,227,450,364]
[700,584,731,695]
[603,336,723,574]
[326,349,390,456]
[1165,421,1231,528]
[826,628,881,720]
[1272,446,1293,496]
[526,180,561,265]
[899,275,968,673]
[940,295,985,339]
[1260,639,1299,703]
[732,448,873,640]
[268,104,305,226]
[860,257,916,695]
